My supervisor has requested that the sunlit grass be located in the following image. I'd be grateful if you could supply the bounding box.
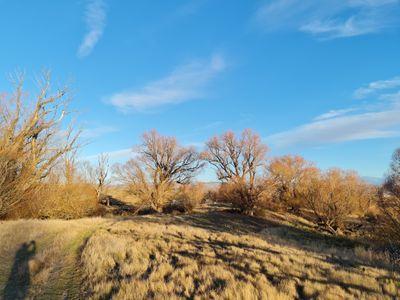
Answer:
[0,212,398,299]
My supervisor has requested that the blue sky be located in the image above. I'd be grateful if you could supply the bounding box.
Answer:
[1,0,400,181]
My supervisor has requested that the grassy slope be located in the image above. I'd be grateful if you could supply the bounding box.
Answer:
[0,210,399,299]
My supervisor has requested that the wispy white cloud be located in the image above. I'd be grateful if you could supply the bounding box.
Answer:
[255,0,400,39]
[354,76,400,99]
[108,54,226,112]
[313,108,356,121]
[78,0,106,58]
[300,16,383,38]
[269,76,400,147]
[80,125,118,139]
[269,110,400,147]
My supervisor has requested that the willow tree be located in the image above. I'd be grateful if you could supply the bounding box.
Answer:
[114,130,204,211]
[0,73,79,217]
[202,129,268,214]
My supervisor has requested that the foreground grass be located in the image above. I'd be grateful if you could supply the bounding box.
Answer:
[0,218,109,299]
[0,210,399,299]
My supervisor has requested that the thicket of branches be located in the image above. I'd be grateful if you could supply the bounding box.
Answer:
[0,74,80,217]
[0,75,113,219]
[301,169,375,234]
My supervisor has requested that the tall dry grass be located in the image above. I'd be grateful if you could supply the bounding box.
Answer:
[80,217,400,300]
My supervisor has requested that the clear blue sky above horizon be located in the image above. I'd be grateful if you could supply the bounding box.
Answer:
[1,0,400,181]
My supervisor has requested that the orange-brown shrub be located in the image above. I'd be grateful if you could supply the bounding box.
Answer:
[301,169,375,234]
[7,182,102,219]
[213,181,268,214]
[171,183,206,212]
[267,155,318,212]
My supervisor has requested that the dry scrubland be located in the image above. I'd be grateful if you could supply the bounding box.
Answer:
[1,209,399,299]
[1,76,400,299]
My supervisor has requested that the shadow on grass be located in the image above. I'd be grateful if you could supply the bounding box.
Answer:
[3,241,36,300]
[126,209,398,273]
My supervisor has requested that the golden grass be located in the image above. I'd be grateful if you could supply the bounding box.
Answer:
[81,214,400,300]
[0,211,399,299]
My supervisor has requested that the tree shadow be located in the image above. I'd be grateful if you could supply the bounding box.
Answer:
[129,209,398,272]
[3,241,36,300]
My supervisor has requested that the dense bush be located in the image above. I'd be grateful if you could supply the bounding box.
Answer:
[301,169,375,234]
[213,181,269,214]
[174,183,206,212]
[268,155,318,212]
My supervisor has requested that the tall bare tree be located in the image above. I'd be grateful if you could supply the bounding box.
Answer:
[202,129,268,214]
[114,130,204,211]
[0,73,79,217]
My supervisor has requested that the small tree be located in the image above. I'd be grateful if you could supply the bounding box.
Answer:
[379,148,400,244]
[268,155,318,211]
[81,154,110,204]
[202,129,268,214]
[114,130,204,212]
[0,74,79,218]
[94,153,109,202]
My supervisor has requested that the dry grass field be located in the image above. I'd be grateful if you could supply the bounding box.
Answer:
[0,208,399,299]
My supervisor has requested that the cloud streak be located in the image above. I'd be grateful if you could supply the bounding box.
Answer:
[255,0,400,39]
[269,110,400,147]
[354,76,400,99]
[269,76,400,147]
[108,54,226,112]
[78,0,106,58]
[313,108,357,121]
[80,125,118,139]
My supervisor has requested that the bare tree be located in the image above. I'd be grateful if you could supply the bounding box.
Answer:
[81,154,110,204]
[114,130,204,212]
[202,129,268,214]
[0,73,79,217]
[95,153,110,203]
